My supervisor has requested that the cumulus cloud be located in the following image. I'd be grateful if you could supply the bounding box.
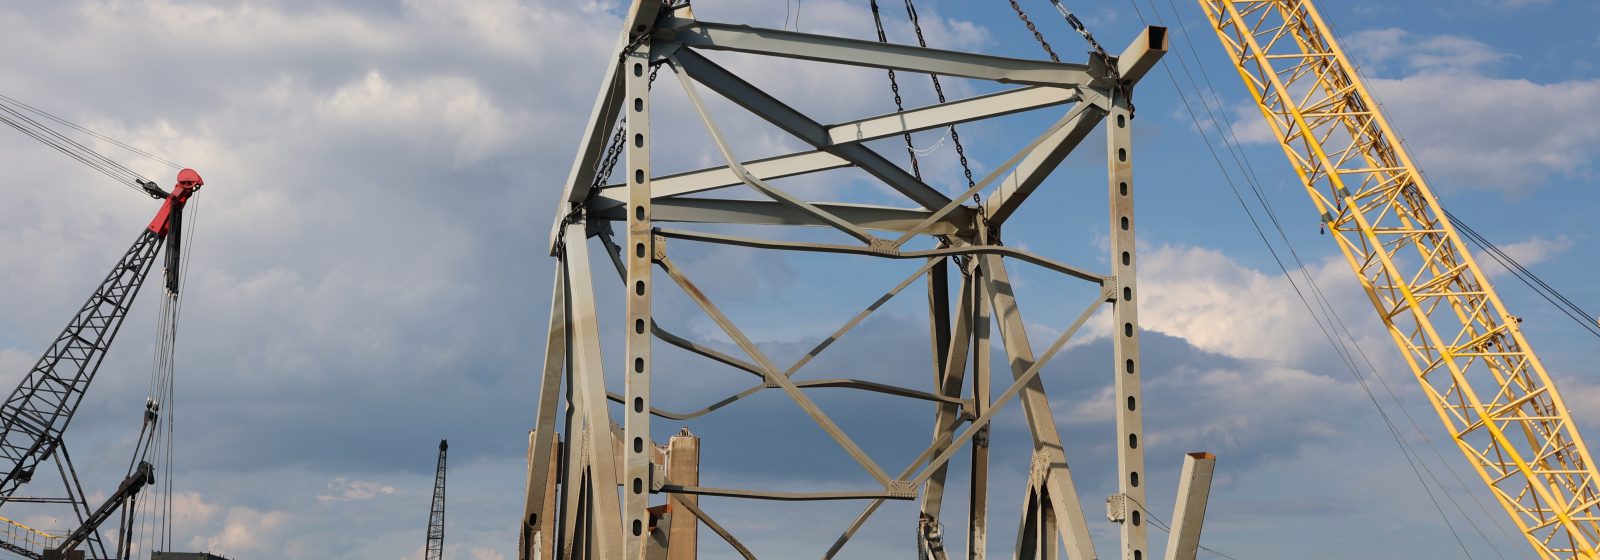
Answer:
[1229,28,1600,194]
[0,2,1575,559]
[195,506,292,556]
[1132,243,1379,367]
[316,477,399,503]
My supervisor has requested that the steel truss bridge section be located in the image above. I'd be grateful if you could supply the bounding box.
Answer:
[524,3,1215,559]
[1200,1,1600,558]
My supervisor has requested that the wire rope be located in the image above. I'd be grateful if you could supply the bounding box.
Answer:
[1125,1,1523,557]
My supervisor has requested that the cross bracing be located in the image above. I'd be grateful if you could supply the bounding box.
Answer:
[522,3,1217,559]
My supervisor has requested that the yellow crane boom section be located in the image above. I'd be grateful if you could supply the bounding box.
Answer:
[1197,1,1600,558]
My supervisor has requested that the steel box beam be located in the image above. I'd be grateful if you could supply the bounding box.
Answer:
[593,198,972,235]
[600,150,850,201]
[597,85,1075,200]
[664,19,1093,87]
[1164,452,1216,560]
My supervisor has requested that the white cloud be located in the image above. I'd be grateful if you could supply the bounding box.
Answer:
[195,505,292,557]
[316,477,398,503]
[468,547,509,560]
[320,70,527,166]
[1229,28,1600,194]
[1343,29,1509,75]
[1135,243,1370,366]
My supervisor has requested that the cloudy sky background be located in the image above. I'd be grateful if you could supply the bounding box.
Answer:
[0,0,1597,558]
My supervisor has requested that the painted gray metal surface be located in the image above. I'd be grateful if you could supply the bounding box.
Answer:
[528,3,1214,558]
[1164,453,1217,560]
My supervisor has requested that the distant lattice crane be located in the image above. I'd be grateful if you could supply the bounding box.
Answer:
[0,170,201,504]
[426,440,447,560]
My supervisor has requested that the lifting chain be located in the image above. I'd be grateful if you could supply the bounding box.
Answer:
[1044,0,1135,118]
[902,0,976,192]
[869,0,924,181]
[871,0,993,250]
[1006,0,1061,62]
[560,37,667,259]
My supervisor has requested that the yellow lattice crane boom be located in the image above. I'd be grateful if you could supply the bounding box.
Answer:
[1196,1,1600,558]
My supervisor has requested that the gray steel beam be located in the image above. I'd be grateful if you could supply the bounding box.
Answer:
[523,267,567,560]
[1107,94,1149,560]
[610,377,968,422]
[622,38,656,560]
[666,494,757,560]
[665,19,1093,86]
[1115,27,1170,85]
[825,86,1077,146]
[980,27,1168,225]
[562,223,625,559]
[967,267,992,560]
[593,198,973,235]
[920,272,974,525]
[659,485,914,502]
[1164,453,1217,560]
[980,105,1106,225]
[597,85,1073,200]
[599,150,849,200]
[977,254,1097,560]
[887,103,1094,247]
[654,228,1106,284]
[671,48,952,210]
[825,285,1102,560]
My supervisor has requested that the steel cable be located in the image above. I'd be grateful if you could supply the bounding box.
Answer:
[1133,1,1524,556]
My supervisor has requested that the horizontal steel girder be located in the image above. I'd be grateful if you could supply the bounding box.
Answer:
[663,18,1093,86]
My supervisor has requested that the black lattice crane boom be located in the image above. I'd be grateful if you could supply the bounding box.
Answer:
[0,169,203,504]
[426,439,447,560]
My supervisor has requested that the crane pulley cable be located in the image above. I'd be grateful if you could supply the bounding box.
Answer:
[0,91,185,197]
[1445,208,1600,341]
[0,93,184,171]
[133,196,200,554]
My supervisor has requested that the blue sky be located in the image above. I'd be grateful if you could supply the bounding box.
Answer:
[0,1,1596,559]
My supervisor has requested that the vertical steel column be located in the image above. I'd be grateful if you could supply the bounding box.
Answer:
[666,430,700,560]
[1106,96,1148,559]
[920,264,971,560]
[623,39,656,560]
[967,267,991,560]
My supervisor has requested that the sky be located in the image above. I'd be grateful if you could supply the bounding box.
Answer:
[0,0,1597,559]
